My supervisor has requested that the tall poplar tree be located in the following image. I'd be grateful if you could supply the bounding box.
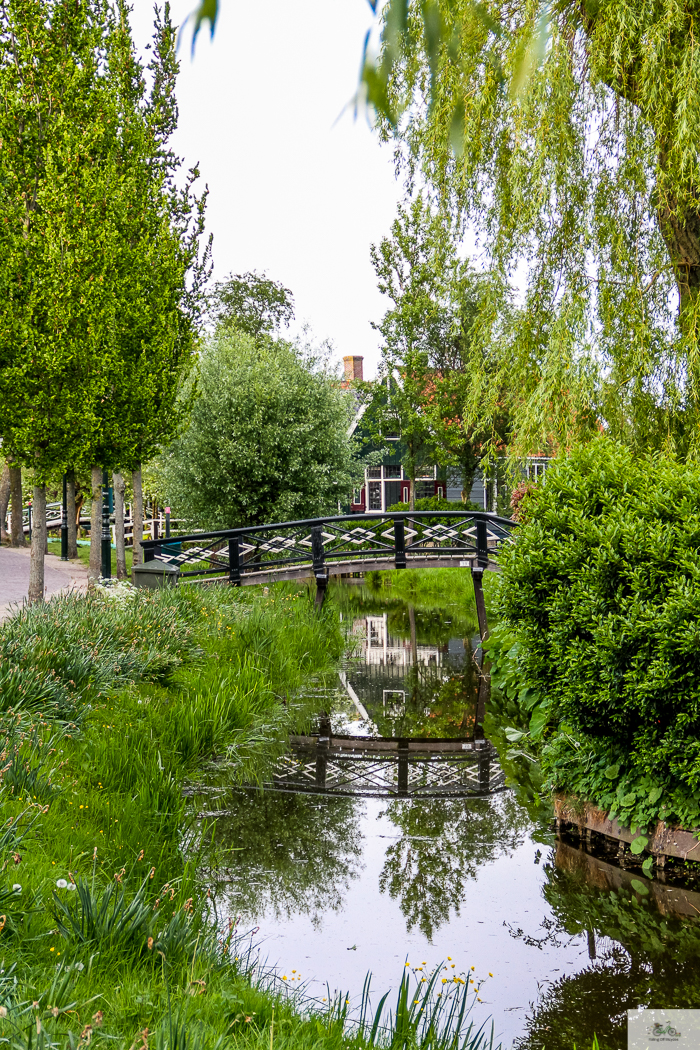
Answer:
[85,1,209,575]
[0,0,124,598]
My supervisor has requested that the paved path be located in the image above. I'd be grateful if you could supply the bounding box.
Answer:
[0,546,89,621]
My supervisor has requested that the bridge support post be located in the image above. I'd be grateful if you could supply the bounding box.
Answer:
[471,568,489,642]
[471,518,490,641]
[311,525,329,609]
[228,537,241,586]
[397,740,409,796]
[394,517,406,569]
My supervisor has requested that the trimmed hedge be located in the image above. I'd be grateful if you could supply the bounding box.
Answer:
[489,438,700,832]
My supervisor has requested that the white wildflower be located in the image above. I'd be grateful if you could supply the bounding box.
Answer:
[56,879,68,889]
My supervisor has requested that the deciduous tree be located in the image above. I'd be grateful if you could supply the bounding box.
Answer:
[377,0,700,458]
[160,329,361,528]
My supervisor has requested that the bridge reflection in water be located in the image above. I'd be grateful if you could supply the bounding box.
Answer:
[271,735,504,799]
[263,580,503,800]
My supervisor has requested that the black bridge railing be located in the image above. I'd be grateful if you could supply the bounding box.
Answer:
[139,510,516,585]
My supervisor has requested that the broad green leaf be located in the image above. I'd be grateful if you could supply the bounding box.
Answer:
[529,705,549,739]
[629,835,648,855]
[630,879,649,896]
[641,856,654,876]
[648,786,663,805]
[604,764,620,779]
[621,792,637,807]
[504,726,526,742]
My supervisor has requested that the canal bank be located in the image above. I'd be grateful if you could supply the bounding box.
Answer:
[195,574,700,1050]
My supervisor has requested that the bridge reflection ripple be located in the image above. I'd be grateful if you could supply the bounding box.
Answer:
[265,734,505,799]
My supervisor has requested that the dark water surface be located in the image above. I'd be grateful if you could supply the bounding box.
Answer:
[208,579,700,1050]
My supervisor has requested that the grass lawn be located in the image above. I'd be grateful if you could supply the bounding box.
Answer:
[47,539,134,578]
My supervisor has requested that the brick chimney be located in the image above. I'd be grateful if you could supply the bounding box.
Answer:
[343,355,364,383]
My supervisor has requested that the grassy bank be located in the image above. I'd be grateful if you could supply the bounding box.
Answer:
[0,582,490,1050]
[363,568,475,606]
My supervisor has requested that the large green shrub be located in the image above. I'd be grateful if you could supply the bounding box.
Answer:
[491,438,700,830]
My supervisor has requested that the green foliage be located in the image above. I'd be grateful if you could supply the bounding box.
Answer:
[0,591,200,717]
[0,2,208,479]
[209,271,294,339]
[159,330,362,528]
[0,582,399,1050]
[489,437,700,831]
[378,0,700,460]
[369,196,507,495]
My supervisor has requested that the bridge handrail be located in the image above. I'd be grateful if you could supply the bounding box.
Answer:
[139,509,516,551]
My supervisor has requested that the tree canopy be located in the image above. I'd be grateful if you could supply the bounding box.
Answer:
[377,0,700,460]
[160,330,361,528]
[208,271,294,339]
[367,195,505,497]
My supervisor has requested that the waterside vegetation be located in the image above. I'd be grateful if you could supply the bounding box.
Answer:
[0,582,493,1050]
[486,438,700,854]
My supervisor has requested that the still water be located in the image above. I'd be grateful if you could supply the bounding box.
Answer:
[207,578,700,1050]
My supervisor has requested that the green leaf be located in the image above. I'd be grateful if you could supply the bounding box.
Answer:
[641,856,654,876]
[604,764,620,779]
[529,705,549,739]
[621,792,637,807]
[504,727,526,742]
[648,786,663,805]
[630,879,649,896]
[629,835,648,855]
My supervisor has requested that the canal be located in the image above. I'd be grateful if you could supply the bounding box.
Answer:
[203,574,700,1050]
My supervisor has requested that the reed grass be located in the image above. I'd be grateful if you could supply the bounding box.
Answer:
[0,581,498,1050]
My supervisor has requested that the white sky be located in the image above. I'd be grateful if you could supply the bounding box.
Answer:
[130,0,403,379]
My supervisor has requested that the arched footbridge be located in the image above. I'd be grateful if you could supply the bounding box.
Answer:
[138,510,517,636]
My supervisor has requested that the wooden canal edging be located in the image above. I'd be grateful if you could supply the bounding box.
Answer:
[555,838,700,923]
[554,794,700,866]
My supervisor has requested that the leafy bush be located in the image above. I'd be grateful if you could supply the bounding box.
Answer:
[387,497,482,513]
[490,438,700,831]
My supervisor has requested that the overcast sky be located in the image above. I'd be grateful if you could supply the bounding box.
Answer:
[130,0,403,378]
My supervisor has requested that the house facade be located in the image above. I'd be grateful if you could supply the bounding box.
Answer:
[342,355,551,515]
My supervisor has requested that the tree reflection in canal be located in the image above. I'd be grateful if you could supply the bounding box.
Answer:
[512,842,700,1050]
[378,794,530,940]
[210,789,363,928]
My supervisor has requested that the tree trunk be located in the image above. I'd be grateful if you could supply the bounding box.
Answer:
[132,466,143,569]
[89,466,102,582]
[28,483,46,603]
[113,471,127,580]
[66,473,78,559]
[409,477,415,512]
[0,463,10,542]
[9,465,25,547]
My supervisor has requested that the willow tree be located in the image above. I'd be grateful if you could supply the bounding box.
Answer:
[370,1,700,461]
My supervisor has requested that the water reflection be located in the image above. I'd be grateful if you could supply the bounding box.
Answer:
[210,789,363,928]
[334,582,481,741]
[207,577,700,1047]
[379,795,530,940]
[514,841,700,1049]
